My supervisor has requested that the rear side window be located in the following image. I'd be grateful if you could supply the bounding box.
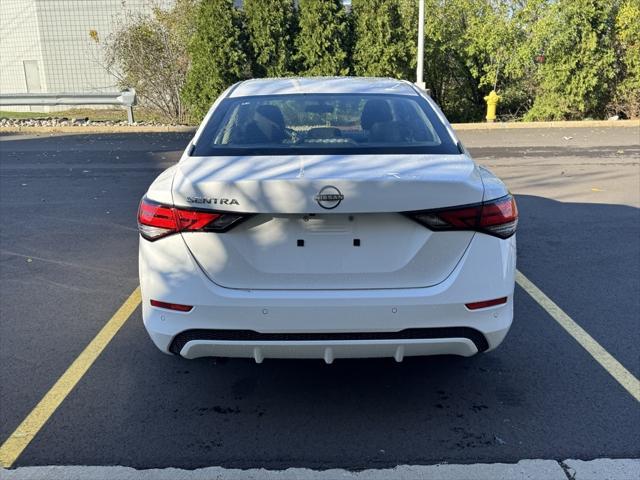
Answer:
[192,93,460,156]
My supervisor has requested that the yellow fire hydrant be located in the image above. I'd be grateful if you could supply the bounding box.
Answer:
[484,90,500,123]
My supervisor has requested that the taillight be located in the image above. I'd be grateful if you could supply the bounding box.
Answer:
[137,197,248,241]
[406,194,518,239]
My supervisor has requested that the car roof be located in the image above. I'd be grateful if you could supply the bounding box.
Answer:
[228,77,419,98]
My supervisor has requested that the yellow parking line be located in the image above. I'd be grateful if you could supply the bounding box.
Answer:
[516,270,640,403]
[0,287,141,468]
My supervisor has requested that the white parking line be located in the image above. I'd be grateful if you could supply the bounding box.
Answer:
[516,270,640,402]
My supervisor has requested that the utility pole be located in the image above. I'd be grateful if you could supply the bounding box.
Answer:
[416,0,425,90]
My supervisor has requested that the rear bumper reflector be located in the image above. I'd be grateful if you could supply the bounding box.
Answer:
[168,327,489,355]
[150,300,193,312]
[465,297,508,310]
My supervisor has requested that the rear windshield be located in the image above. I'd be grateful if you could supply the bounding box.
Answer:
[192,93,460,156]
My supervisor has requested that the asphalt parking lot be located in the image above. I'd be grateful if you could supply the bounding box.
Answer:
[0,126,639,473]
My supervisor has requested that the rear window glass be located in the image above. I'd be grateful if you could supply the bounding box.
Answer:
[192,93,460,156]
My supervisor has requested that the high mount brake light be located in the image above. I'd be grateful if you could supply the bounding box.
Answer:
[137,197,247,241]
[406,194,518,239]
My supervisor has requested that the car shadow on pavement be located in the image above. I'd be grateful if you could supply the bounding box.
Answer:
[13,195,640,470]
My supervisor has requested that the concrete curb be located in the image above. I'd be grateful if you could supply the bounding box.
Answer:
[0,125,196,134]
[0,460,567,480]
[0,120,637,134]
[562,458,640,480]
[450,119,640,130]
[2,459,639,480]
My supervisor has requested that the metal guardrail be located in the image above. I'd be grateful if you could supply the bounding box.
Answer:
[0,89,137,124]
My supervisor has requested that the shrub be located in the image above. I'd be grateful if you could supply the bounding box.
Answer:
[103,0,197,124]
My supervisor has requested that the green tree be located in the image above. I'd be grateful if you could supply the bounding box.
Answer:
[410,0,505,121]
[610,0,640,118]
[295,0,350,76]
[402,0,553,122]
[351,0,411,78]
[182,0,252,120]
[397,0,418,79]
[525,0,618,120]
[421,0,481,119]
[244,0,297,77]
[451,0,547,121]
[496,0,552,119]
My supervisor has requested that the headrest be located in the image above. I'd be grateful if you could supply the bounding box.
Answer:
[256,105,285,129]
[361,99,392,130]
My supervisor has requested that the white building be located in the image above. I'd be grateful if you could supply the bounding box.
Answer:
[0,0,350,110]
[0,0,168,109]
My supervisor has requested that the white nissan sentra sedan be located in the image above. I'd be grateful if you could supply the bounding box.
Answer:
[138,77,517,362]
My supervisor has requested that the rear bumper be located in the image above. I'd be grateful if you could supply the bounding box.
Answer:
[179,338,480,362]
[139,232,516,361]
[170,327,489,360]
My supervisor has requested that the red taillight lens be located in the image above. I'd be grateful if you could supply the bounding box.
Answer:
[137,197,247,241]
[466,297,508,310]
[150,299,193,312]
[407,194,518,239]
[478,195,518,238]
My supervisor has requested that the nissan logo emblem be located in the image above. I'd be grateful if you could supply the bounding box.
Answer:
[315,186,344,209]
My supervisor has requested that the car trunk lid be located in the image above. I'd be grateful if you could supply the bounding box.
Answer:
[173,153,482,290]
